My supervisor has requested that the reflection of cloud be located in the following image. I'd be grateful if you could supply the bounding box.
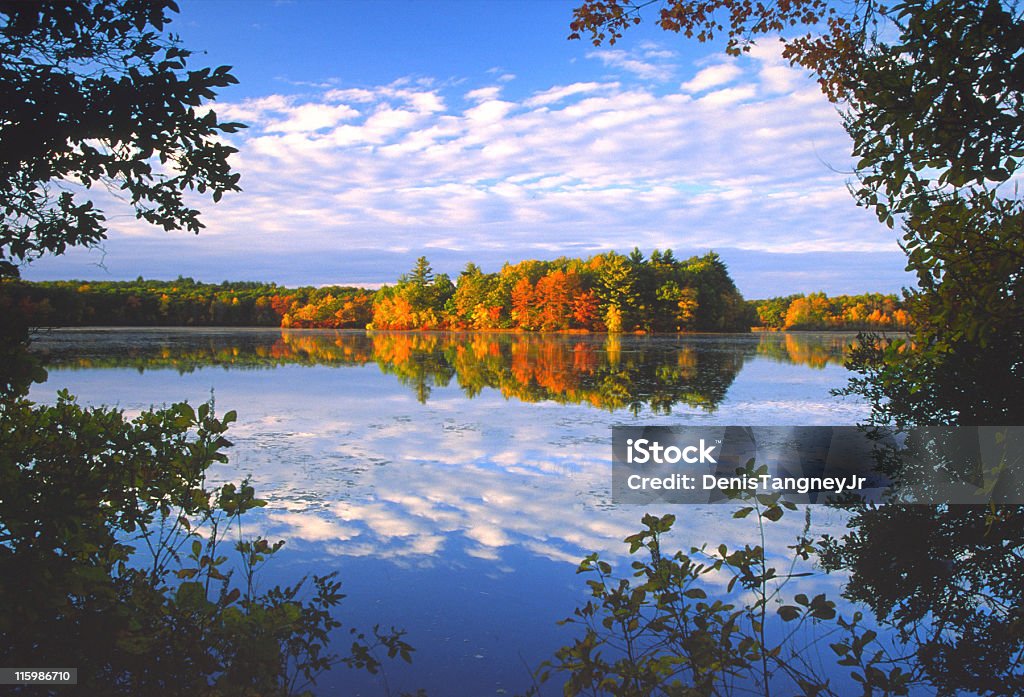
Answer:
[36,328,874,697]
[465,545,502,561]
[465,523,512,548]
[266,511,359,541]
[214,369,862,569]
[37,331,867,573]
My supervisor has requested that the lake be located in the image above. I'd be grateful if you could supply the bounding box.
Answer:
[29,328,869,696]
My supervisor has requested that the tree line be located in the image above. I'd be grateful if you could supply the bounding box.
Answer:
[751,292,912,331]
[4,251,911,332]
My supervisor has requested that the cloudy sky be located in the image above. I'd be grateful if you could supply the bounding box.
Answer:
[24,0,912,297]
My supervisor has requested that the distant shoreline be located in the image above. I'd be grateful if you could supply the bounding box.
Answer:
[29,325,887,335]
[5,264,912,334]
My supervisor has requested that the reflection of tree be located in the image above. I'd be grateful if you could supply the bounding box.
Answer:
[35,330,376,373]
[39,330,862,413]
[40,330,864,413]
[370,333,456,404]
[819,503,1024,696]
[755,332,853,370]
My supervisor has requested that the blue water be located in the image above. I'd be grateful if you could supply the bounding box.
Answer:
[30,329,869,696]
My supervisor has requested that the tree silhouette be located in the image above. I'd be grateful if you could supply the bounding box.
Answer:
[1,0,244,277]
[0,3,413,693]
[565,1,1024,693]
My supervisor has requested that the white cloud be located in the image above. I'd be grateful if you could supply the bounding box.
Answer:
[697,85,759,106]
[748,41,808,94]
[525,81,615,107]
[403,89,446,113]
[213,94,291,123]
[587,48,676,81]
[681,63,743,92]
[324,87,377,103]
[465,86,502,102]
[35,45,900,288]
[464,99,516,124]
[264,103,359,133]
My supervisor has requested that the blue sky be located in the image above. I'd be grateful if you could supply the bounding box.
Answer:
[24,0,913,298]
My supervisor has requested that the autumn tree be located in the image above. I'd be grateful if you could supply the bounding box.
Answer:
[510,275,539,330]
[783,292,833,330]
[372,257,454,329]
[536,269,585,331]
[282,289,373,329]
[754,294,802,330]
[595,251,640,331]
[748,292,912,330]
[571,289,603,330]
[452,263,494,328]
[680,252,749,331]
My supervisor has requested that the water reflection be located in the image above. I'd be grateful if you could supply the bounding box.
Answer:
[29,328,866,695]
[30,328,865,573]
[35,329,854,413]
[754,330,852,369]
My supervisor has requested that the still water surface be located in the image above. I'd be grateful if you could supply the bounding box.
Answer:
[31,329,868,696]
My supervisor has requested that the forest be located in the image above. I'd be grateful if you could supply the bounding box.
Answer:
[3,0,1022,695]
[4,250,911,333]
